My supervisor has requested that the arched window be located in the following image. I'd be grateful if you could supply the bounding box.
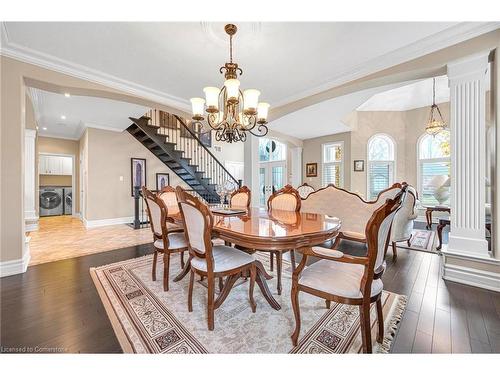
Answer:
[367,134,395,200]
[418,131,450,206]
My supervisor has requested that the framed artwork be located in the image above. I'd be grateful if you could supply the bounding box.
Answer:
[353,160,365,172]
[156,173,170,190]
[306,163,318,177]
[131,158,147,196]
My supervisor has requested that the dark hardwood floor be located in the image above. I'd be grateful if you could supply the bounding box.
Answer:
[1,230,499,353]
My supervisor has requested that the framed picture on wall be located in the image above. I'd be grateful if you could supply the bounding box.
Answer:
[353,160,365,172]
[156,173,170,191]
[131,158,146,196]
[306,163,318,177]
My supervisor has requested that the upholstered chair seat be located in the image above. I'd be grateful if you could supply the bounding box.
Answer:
[190,245,254,273]
[299,260,383,299]
[153,232,188,250]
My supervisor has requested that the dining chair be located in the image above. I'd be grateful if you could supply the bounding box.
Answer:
[290,189,404,353]
[158,185,185,266]
[176,187,257,331]
[297,183,315,199]
[229,185,251,208]
[266,184,301,295]
[142,187,188,291]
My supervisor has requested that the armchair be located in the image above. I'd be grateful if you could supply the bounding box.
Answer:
[291,189,404,353]
[389,185,418,260]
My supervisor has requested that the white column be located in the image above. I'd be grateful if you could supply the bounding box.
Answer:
[447,52,490,256]
[290,146,303,187]
[24,128,38,231]
[244,136,260,206]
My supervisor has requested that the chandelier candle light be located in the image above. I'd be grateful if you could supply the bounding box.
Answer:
[425,78,447,136]
[190,24,270,143]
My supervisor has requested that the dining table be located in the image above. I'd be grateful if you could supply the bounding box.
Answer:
[171,206,341,310]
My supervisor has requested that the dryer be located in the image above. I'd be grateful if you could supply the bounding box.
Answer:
[63,187,72,215]
[40,187,64,216]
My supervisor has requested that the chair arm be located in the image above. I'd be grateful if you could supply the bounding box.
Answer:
[298,246,369,265]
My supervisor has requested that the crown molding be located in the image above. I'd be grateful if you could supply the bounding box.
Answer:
[271,22,500,108]
[0,22,190,112]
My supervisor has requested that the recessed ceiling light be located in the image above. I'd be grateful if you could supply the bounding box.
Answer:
[42,127,47,130]
[64,93,71,98]
[61,115,66,120]
[36,126,39,130]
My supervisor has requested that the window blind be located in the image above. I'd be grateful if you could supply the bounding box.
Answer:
[369,162,391,199]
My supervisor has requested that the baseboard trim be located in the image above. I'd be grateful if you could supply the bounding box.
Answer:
[0,243,31,278]
[84,216,134,229]
[442,261,500,292]
[25,222,39,232]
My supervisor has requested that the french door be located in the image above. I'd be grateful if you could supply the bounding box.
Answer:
[259,161,287,206]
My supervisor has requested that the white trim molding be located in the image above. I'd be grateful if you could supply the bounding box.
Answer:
[0,237,31,277]
[84,216,135,229]
[441,248,500,292]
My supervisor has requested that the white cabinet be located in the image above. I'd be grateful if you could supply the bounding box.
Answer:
[39,155,72,175]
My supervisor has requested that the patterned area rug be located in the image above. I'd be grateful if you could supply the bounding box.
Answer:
[90,253,407,354]
[396,229,436,254]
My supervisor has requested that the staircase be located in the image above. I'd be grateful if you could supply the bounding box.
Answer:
[127,110,241,203]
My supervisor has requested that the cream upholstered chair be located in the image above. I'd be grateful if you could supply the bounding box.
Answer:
[266,184,301,295]
[158,185,186,266]
[291,189,404,353]
[230,185,251,208]
[297,183,315,199]
[389,184,418,260]
[142,187,188,291]
[176,187,257,331]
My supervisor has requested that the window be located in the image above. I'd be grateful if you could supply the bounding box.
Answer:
[322,142,343,187]
[367,134,395,200]
[259,138,286,162]
[418,131,451,206]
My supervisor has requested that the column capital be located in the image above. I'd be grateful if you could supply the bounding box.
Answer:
[447,51,490,83]
[25,128,37,138]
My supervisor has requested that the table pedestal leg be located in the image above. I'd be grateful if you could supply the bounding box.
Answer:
[173,256,191,282]
[254,260,281,310]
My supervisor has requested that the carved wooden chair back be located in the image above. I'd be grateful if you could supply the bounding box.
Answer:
[176,187,215,273]
[230,185,251,208]
[142,186,171,246]
[267,184,301,212]
[157,185,180,215]
[297,183,315,199]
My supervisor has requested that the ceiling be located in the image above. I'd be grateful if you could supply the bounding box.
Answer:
[29,88,149,139]
[269,82,408,139]
[3,22,497,112]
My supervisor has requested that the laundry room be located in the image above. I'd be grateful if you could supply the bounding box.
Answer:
[36,136,79,223]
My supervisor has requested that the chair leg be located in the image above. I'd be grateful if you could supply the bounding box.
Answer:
[359,303,372,353]
[188,270,194,312]
[325,299,331,309]
[291,283,301,346]
[152,251,158,281]
[276,251,283,295]
[249,263,257,313]
[207,276,215,331]
[270,252,274,272]
[376,297,384,344]
[163,252,170,291]
[218,277,224,292]
[290,250,296,272]
[392,241,398,261]
[180,252,185,269]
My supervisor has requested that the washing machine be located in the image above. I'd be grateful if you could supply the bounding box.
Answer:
[39,187,64,216]
[63,187,72,215]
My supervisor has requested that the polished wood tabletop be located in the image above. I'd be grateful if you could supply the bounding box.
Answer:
[210,207,342,250]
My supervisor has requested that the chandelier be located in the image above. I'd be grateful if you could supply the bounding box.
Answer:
[189,24,269,143]
[425,78,447,136]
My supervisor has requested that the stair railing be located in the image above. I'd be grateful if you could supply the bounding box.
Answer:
[146,109,242,191]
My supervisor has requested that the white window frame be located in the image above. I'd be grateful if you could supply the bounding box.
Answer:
[367,134,396,200]
[417,133,451,207]
[322,141,344,187]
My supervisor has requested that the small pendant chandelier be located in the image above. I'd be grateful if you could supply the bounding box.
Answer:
[189,24,269,143]
[425,78,447,136]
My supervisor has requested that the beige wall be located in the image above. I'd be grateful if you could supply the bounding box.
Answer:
[37,136,80,213]
[85,128,190,221]
[302,132,351,190]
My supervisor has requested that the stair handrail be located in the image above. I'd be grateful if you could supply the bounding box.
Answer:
[171,114,241,187]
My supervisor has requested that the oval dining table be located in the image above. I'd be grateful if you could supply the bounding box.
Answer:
[172,207,341,310]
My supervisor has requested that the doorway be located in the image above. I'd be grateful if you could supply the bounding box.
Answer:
[258,138,287,206]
